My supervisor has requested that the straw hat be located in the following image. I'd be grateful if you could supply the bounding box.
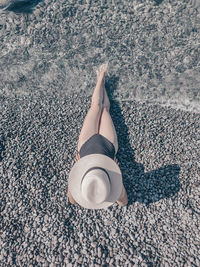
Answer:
[68,154,123,209]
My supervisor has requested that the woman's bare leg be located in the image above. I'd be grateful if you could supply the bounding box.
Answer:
[77,65,107,152]
[99,86,128,206]
[98,87,118,154]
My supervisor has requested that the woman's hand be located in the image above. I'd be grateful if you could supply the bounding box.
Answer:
[114,156,119,165]
[116,184,128,206]
[67,187,77,204]
[75,153,80,162]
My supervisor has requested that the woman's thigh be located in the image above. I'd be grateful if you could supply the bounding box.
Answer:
[77,105,102,152]
[98,107,118,154]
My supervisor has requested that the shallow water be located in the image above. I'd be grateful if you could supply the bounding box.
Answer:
[0,0,200,112]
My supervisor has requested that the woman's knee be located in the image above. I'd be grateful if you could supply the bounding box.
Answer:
[103,98,110,110]
[102,104,110,112]
[90,100,103,112]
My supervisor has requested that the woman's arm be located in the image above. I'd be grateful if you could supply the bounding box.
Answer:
[75,153,80,161]
[114,156,128,206]
[67,186,77,204]
[67,153,80,204]
[116,184,128,206]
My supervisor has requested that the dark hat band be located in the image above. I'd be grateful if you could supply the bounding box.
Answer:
[81,167,110,185]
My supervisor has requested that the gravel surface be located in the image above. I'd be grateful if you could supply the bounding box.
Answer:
[0,91,200,266]
[0,0,200,266]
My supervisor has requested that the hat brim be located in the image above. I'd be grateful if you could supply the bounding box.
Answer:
[68,154,123,209]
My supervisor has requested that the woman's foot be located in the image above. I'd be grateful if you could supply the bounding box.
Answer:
[96,63,108,79]
[96,63,110,109]
[92,63,108,107]
[96,63,108,89]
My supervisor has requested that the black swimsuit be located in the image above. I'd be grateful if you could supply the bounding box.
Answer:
[79,134,115,160]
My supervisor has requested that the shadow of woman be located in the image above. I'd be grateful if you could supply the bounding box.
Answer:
[0,134,5,162]
[105,75,181,206]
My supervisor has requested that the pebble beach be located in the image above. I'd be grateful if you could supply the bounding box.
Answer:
[0,0,200,266]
